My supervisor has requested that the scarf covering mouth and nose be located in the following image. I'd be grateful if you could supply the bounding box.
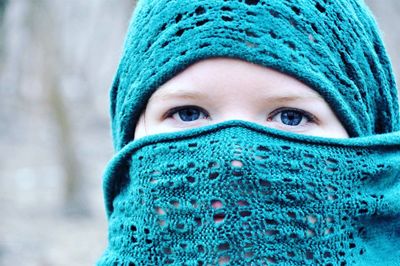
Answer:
[98,121,400,265]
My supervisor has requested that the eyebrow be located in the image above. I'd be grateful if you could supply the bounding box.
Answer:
[151,89,211,101]
[152,89,324,103]
[263,95,324,103]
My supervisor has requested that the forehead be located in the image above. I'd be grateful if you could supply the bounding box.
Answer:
[150,58,323,102]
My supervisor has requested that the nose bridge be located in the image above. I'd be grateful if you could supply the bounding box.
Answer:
[218,101,258,123]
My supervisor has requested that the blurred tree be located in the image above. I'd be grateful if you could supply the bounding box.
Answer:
[28,0,88,215]
[0,0,8,58]
[0,0,7,21]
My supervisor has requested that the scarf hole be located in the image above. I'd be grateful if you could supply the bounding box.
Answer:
[175,13,183,23]
[195,6,206,15]
[194,217,202,226]
[209,172,220,180]
[324,227,334,235]
[315,2,326,13]
[259,179,271,187]
[208,161,219,168]
[257,145,271,152]
[307,215,318,224]
[303,162,315,170]
[217,242,230,251]
[188,142,197,148]
[285,193,297,201]
[327,185,338,192]
[283,177,293,183]
[265,229,279,236]
[244,251,254,258]
[265,218,278,225]
[306,250,314,260]
[214,213,226,223]
[231,160,243,167]
[218,255,230,265]
[291,6,301,15]
[245,0,259,5]
[238,200,249,206]
[155,207,166,215]
[326,216,334,223]
[306,229,316,237]
[197,20,210,27]
[221,15,233,22]
[232,170,243,176]
[190,199,198,208]
[211,199,224,209]
[186,176,196,183]
[176,223,185,230]
[328,194,338,201]
[170,200,180,208]
[197,244,205,253]
[158,219,166,227]
[267,256,277,263]
[239,210,252,217]
[287,251,296,258]
[175,28,186,37]
[165,259,174,265]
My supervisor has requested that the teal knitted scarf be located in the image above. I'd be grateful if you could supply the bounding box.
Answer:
[98,121,400,265]
[99,0,400,265]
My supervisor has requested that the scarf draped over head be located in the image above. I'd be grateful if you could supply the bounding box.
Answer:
[110,0,399,151]
[99,0,400,265]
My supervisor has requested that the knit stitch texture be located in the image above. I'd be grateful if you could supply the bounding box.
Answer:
[98,121,400,265]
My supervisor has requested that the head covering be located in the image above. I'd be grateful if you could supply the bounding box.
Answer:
[110,0,399,151]
[98,1,400,265]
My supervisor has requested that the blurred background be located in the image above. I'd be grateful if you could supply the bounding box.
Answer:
[0,1,398,265]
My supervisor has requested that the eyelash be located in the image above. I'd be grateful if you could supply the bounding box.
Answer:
[164,105,318,125]
[268,107,317,124]
[163,105,210,120]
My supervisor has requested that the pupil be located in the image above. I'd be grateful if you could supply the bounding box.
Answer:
[281,111,302,126]
[178,108,200,122]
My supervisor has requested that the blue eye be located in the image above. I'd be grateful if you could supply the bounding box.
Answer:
[280,110,304,126]
[167,106,209,122]
[270,108,315,127]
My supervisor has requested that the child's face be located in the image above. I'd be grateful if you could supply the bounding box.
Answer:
[134,58,348,139]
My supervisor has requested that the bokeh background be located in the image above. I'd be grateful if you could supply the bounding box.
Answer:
[0,1,398,265]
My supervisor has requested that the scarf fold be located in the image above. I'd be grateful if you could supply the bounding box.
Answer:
[98,120,400,266]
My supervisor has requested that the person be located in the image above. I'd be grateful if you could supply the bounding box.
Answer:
[97,0,400,265]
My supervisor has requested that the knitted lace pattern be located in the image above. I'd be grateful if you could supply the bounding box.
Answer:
[98,121,400,265]
[110,0,399,150]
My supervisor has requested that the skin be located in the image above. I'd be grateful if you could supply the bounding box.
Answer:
[134,57,348,139]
